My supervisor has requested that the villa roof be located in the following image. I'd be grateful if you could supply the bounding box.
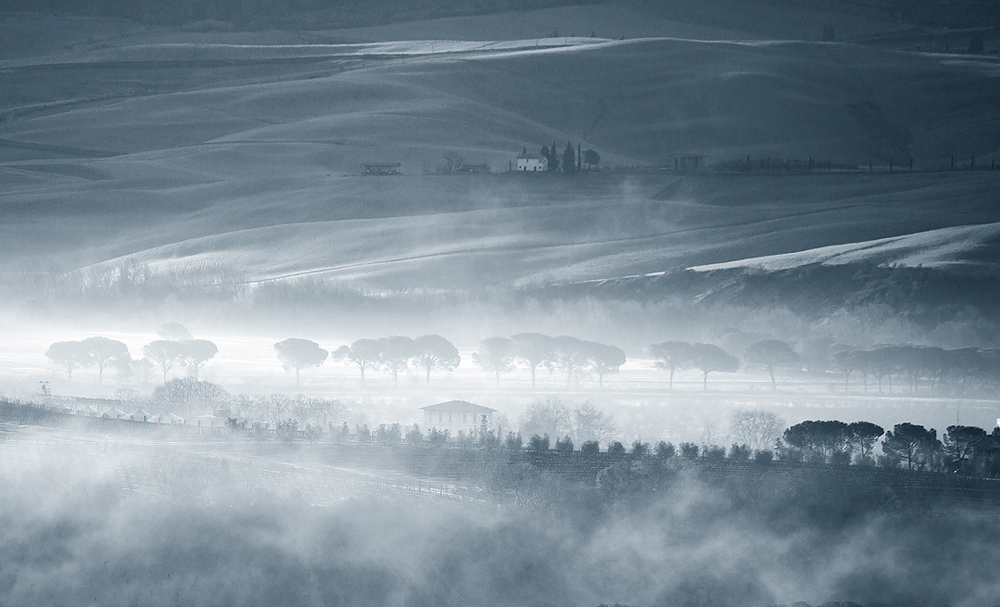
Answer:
[420,400,496,413]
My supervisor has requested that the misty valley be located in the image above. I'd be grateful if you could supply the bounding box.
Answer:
[3,0,1000,606]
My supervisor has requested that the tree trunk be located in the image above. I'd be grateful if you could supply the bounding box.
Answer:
[531,366,536,389]
[495,370,500,388]
[98,364,104,382]
[768,366,775,391]
[426,365,431,385]
[295,367,300,388]
[669,367,674,390]
[703,371,708,391]
[360,366,366,387]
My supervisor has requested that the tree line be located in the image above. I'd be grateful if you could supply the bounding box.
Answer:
[471,333,625,387]
[777,419,1000,476]
[536,141,600,174]
[44,323,218,383]
[832,344,1000,394]
[395,416,1000,478]
[650,338,803,391]
[59,376,1000,478]
[44,325,1000,395]
[271,333,627,389]
[272,334,462,388]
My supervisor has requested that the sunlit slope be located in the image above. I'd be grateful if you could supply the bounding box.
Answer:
[2,34,1000,288]
[79,172,1000,289]
[690,221,1000,273]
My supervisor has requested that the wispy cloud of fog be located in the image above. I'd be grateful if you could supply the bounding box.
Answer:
[1,427,999,607]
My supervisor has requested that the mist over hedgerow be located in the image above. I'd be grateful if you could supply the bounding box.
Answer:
[2,430,999,607]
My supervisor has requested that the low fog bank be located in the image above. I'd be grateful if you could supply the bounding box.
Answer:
[2,425,1000,607]
[6,259,1000,353]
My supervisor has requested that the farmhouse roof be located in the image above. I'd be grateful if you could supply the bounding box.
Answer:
[517,152,542,159]
[420,400,496,413]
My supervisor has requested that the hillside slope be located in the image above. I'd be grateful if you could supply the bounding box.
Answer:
[2,10,1000,291]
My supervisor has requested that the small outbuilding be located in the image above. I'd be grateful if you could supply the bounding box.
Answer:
[670,154,708,171]
[457,163,489,173]
[420,400,496,433]
[364,162,401,175]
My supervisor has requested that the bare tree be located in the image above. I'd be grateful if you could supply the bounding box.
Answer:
[232,394,266,420]
[730,410,784,451]
[151,378,230,419]
[520,396,572,442]
[262,394,292,427]
[573,402,616,444]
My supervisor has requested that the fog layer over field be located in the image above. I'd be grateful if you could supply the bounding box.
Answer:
[4,4,1000,606]
[1,424,998,607]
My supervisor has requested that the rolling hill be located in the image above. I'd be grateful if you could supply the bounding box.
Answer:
[2,5,999,297]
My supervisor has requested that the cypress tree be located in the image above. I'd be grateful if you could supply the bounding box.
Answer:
[563,141,575,175]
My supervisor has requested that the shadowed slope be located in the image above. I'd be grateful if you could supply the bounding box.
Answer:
[2,30,1000,289]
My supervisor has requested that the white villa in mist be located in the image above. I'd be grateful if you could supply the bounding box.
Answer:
[420,400,495,434]
[516,149,548,171]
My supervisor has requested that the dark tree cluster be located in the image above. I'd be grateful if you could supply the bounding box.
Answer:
[472,333,625,387]
[538,141,599,174]
[832,345,1000,395]
[777,419,1000,476]
[781,420,886,465]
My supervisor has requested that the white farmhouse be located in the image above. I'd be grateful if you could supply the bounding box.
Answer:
[516,149,548,172]
[420,400,496,434]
